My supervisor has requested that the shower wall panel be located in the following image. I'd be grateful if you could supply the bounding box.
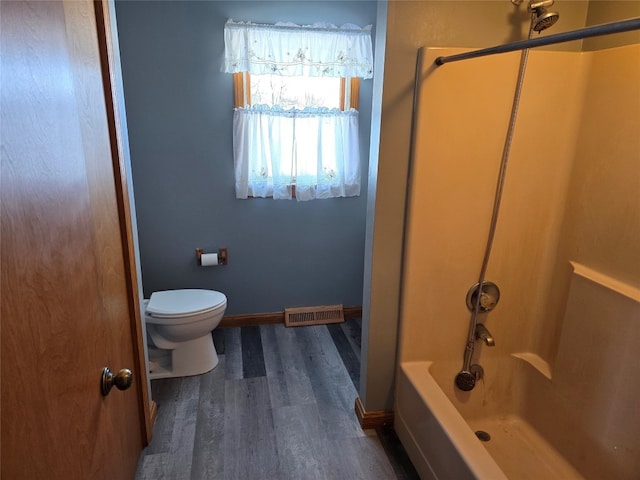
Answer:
[398,47,585,363]
[542,44,640,363]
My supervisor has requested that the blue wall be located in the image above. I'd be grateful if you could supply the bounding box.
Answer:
[115,1,376,314]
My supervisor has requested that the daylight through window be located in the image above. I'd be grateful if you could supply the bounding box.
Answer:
[251,74,340,110]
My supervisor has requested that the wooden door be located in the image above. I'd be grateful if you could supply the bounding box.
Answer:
[1,1,149,478]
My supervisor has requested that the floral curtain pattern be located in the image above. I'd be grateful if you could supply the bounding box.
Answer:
[222,20,374,79]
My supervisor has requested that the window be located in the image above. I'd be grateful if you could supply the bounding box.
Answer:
[223,20,373,201]
[233,72,360,111]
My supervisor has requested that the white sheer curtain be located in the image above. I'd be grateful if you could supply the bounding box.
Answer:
[223,20,373,201]
[233,106,360,200]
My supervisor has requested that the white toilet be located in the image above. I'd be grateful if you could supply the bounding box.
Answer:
[144,289,227,380]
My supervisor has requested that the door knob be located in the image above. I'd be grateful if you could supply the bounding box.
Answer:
[101,367,133,396]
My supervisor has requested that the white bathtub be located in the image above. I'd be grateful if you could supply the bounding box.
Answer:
[395,356,638,479]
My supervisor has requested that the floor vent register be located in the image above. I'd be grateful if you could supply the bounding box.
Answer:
[284,305,344,327]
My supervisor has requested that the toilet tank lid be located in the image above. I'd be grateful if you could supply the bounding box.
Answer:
[147,289,226,316]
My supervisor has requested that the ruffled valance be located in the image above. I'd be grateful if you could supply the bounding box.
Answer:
[222,20,373,79]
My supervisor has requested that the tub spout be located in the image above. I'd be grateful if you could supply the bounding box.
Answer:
[475,324,495,346]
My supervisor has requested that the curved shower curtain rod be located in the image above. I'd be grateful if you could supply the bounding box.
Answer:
[434,17,640,66]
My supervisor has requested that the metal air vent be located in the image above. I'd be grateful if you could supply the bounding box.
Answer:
[284,305,344,327]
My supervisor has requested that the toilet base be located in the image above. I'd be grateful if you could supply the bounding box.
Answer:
[148,334,218,380]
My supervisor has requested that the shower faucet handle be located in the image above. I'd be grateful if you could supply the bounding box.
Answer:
[479,291,498,311]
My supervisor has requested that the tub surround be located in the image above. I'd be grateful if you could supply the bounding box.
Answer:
[395,43,640,479]
[398,46,586,365]
[399,261,640,478]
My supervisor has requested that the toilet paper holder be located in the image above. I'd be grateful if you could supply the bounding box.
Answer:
[196,247,228,266]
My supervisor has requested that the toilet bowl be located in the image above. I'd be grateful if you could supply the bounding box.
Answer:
[144,289,227,380]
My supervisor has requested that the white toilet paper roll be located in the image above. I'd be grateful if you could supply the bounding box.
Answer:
[200,253,219,266]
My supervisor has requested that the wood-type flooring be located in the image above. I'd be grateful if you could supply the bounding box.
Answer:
[135,320,419,479]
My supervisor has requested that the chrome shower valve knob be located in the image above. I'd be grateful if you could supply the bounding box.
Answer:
[480,291,497,311]
[466,281,500,313]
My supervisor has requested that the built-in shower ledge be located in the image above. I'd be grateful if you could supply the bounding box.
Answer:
[570,261,640,302]
[511,352,552,380]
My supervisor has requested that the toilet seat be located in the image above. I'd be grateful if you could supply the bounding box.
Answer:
[146,289,226,319]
